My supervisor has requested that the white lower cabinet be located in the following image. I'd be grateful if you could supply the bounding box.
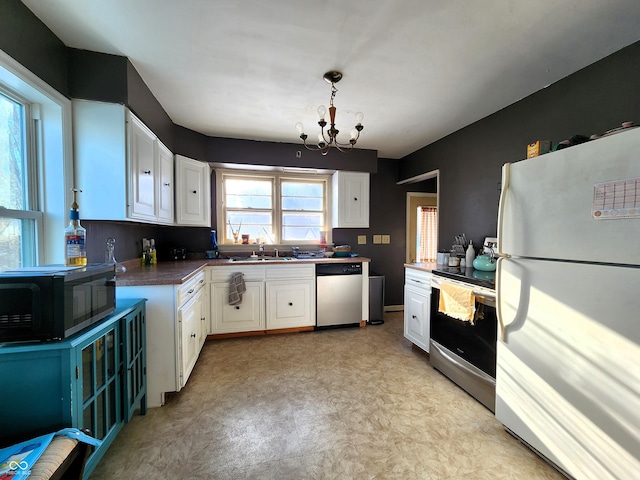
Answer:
[179,285,204,385]
[266,265,315,329]
[211,281,264,333]
[209,264,315,333]
[117,269,207,407]
[404,268,431,352]
[209,266,265,334]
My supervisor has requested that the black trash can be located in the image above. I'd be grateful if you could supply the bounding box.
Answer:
[368,271,385,325]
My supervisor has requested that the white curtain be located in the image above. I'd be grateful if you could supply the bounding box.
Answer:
[418,206,437,262]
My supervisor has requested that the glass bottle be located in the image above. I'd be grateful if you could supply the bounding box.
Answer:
[105,237,126,274]
[210,230,220,258]
[65,188,87,266]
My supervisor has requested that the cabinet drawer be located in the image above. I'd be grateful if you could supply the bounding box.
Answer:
[208,265,265,283]
[405,268,431,291]
[265,264,315,279]
[177,270,206,307]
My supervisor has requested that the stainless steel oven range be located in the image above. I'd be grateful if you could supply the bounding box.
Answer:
[430,268,497,412]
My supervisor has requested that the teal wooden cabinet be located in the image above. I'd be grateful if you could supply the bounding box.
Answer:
[0,298,146,479]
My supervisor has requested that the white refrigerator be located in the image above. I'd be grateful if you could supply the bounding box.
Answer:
[495,126,640,480]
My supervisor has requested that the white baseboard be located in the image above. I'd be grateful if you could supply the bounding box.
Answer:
[384,305,404,312]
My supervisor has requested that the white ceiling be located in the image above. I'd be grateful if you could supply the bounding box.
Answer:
[21,0,640,159]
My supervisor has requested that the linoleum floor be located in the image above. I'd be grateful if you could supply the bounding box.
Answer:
[89,312,564,479]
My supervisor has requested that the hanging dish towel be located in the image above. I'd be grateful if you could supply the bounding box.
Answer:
[228,272,246,306]
[438,282,476,323]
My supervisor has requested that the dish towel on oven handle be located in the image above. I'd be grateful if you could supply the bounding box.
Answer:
[438,282,476,323]
[228,272,246,306]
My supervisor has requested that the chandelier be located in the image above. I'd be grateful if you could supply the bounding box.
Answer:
[295,71,364,155]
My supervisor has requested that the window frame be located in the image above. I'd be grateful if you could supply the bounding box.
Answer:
[0,84,43,268]
[0,49,73,268]
[216,168,331,246]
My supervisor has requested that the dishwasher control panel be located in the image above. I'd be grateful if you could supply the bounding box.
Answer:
[316,263,362,276]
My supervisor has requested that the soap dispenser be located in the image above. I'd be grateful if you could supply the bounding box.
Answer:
[465,241,476,268]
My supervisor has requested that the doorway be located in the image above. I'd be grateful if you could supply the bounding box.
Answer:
[406,193,438,263]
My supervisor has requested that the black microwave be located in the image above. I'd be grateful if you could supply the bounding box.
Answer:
[0,263,116,342]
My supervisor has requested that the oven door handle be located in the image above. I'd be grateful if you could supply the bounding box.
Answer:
[431,341,496,385]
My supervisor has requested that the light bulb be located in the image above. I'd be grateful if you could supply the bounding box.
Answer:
[355,111,364,125]
[317,105,327,121]
[350,129,358,140]
[295,122,304,134]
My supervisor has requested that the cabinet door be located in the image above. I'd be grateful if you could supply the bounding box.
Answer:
[332,171,369,228]
[179,291,201,388]
[122,303,147,422]
[175,155,211,227]
[199,285,209,347]
[156,141,174,224]
[128,113,157,221]
[266,279,314,329]
[404,286,430,352]
[211,281,264,333]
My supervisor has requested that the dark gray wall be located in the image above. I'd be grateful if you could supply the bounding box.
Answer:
[400,40,640,253]
[0,0,68,95]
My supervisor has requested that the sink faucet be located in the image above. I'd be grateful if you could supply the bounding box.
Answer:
[274,248,278,258]
[259,243,265,256]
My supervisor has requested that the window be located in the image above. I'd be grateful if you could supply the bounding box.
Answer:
[0,89,41,270]
[417,206,437,262]
[0,49,72,270]
[219,171,328,245]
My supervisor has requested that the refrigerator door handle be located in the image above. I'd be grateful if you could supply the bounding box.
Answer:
[497,162,511,257]
[496,256,506,342]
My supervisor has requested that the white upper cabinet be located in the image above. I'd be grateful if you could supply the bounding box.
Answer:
[127,112,157,221]
[175,154,211,227]
[73,99,174,225]
[156,141,175,223]
[331,171,370,228]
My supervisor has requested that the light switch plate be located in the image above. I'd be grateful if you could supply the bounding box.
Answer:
[357,235,367,244]
[382,235,391,244]
[373,235,382,244]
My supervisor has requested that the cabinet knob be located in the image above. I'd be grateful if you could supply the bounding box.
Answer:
[191,333,196,338]
[235,306,240,310]
[164,182,171,186]
[192,190,197,194]
[354,197,358,201]
[288,302,293,306]
[412,315,417,319]
[188,288,194,294]
[201,317,206,321]
[143,170,152,175]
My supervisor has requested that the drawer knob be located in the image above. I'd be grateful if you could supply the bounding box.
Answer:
[235,306,240,310]
[412,315,417,319]
[143,170,151,175]
[191,333,196,338]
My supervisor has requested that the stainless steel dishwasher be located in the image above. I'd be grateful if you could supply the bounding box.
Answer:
[316,263,362,328]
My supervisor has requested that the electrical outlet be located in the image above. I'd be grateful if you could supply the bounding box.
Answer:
[373,235,382,244]
[382,235,391,244]
[357,235,367,244]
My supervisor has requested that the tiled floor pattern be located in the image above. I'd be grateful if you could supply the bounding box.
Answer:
[90,312,564,479]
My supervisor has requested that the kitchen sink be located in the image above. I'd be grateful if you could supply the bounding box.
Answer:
[228,256,297,263]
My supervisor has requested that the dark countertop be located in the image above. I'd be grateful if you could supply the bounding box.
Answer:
[116,256,371,287]
[432,266,496,290]
[404,262,438,273]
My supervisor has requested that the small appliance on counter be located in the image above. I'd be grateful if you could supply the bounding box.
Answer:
[0,263,116,342]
